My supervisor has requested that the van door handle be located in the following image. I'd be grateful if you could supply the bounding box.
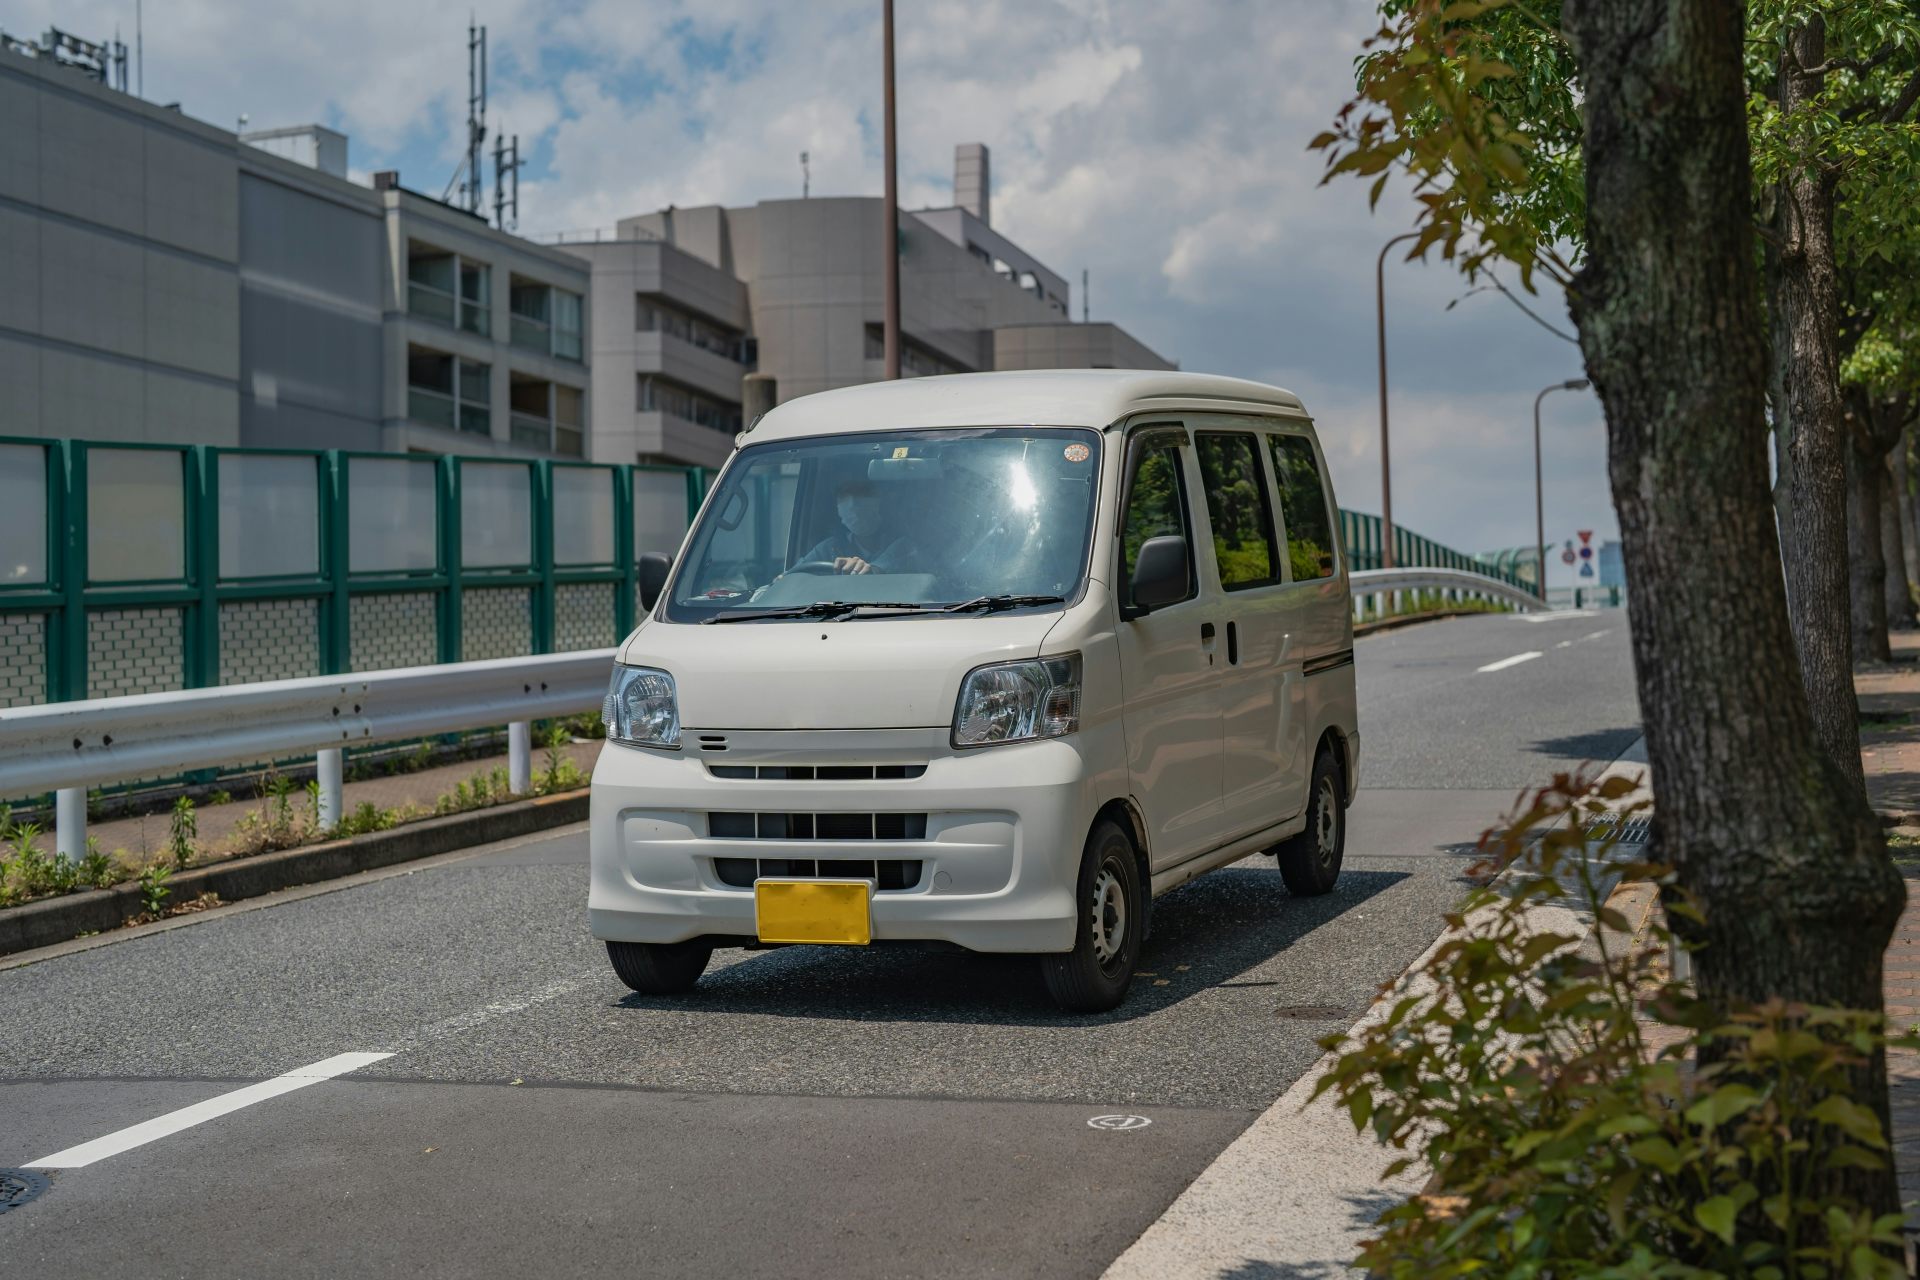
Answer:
[1226,621,1239,665]
[1200,622,1215,642]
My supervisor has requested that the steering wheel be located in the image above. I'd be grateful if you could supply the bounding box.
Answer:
[785,560,843,575]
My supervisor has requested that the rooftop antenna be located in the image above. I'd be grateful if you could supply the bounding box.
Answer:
[1082,268,1089,323]
[135,0,141,96]
[800,151,810,198]
[493,132,523,230]
[462,18,487,215]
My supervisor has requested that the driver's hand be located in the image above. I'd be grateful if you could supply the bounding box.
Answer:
[834,556,873,575]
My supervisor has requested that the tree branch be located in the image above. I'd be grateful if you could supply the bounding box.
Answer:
[1884,66,1920,124]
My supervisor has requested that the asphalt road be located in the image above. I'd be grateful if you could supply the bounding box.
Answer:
[0,609,1641,1279]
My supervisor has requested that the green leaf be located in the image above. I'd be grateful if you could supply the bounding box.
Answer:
[1683,1083,1762,1129]
[1808,1095,1889,1149]
[1694,1194,1739,1245]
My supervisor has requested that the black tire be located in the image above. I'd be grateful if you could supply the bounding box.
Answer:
[1040,819,1144,1013]
[1275,748,1345,896]
[606,939,713,995]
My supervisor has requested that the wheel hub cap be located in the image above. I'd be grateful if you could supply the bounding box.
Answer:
[1090,867,1127,965]
[1315,778,1338,863]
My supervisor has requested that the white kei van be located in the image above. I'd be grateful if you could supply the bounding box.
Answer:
[589,370,1359,1012]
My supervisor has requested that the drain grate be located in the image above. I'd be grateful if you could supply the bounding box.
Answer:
[1584,816,1653,846]
[0,1168,49,1215]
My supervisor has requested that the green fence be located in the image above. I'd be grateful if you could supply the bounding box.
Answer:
[0,437,706,709]
[1337,509,1532,591]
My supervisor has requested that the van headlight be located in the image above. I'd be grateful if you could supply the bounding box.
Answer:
[603,664,680,749]
[952,653,1081,748]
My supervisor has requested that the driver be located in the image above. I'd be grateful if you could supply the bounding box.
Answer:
[796,478,917,575]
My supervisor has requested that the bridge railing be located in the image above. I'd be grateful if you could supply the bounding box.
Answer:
[1337,509,1534,592]
[1349,566,1544,620]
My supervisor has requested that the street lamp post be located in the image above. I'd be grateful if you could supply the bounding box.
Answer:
[881,0,901,380]
[1534,377,1592,600]
[1375,231,1421,569]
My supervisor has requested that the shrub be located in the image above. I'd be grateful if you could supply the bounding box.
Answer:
[1315,773,1909,1277]
[168,796,197,869]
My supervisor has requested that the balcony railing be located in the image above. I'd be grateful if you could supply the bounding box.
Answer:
[407,386,456,430]
[408,282,455,325]
[510,413,552,451]
[511,314,550,354]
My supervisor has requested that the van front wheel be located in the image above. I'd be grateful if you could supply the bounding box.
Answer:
[606,939,713,995]
[1274,748,1344,896]
[1040,819,1143,1013]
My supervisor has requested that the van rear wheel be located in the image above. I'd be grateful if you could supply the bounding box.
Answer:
[1274,749,1344,896]
[606,939,713,995]
[1040,819,1143,1013]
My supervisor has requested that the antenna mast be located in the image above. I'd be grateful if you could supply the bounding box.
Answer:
[1082,269,1089,323]
[800,151,810,198]
[463,19,487,215]
[493,133,523,230]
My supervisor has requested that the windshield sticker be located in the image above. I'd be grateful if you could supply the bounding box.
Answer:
[891,446,910,459]
[1063,443,1090,463]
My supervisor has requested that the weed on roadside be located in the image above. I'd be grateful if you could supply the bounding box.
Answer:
[168,795,197,869]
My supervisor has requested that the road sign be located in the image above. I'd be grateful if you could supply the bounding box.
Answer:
[1579,562,1595,578]
[1561,549,1577,565]
[1578,530,1593,545]
[1578,544,1594,561]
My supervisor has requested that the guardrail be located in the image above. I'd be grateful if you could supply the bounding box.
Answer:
[1349,566,1545,616]
[0,649,617,856]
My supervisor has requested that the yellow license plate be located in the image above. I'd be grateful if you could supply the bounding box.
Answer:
[754,879,872,945]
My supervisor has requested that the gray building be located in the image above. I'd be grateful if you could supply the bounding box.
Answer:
[0,41,590,458]
[563,144,1172,469]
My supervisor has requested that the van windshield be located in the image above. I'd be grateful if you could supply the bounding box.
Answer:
[663,427,1102,622]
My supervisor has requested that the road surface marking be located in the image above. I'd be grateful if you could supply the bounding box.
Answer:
[1478,651,1542,673]
[1088,1115,1153,1131]
[1516,610,1595,623]
[27,1051,393,1169]
[1579,629,1613,642]
[1556,640,1573,649]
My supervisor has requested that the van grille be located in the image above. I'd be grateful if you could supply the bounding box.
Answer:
[714,858,924,891]
[708,812,928,841]
[706,764,927,781]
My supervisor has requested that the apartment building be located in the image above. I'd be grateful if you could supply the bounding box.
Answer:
[565,144,1172,469]
[0,41,589,458]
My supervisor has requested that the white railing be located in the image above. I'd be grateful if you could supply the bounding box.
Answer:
[0,650,617,856]
[1348,566,1545,617]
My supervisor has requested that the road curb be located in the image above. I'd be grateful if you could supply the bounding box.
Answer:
[0,790,590,957]
[1102,737,1651,1278]
[1354,607,1514,637]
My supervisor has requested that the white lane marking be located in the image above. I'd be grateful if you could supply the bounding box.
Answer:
[27,1051,393,1169]
[1515,610,1596,623]
[393,972,603,1052]
[1556,640,1573,649]
[1579,629,1613,642]
[1478,651,1543,673]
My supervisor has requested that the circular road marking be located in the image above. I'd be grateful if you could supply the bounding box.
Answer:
[1087,1114,1153,1131]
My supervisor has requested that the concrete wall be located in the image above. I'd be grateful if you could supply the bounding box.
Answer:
[992,322,1176,373]
[0,46,242,445]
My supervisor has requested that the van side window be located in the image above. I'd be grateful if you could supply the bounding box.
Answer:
[1120,438,1196,610]
[1195,433,1280,591]
[1268,434,1337,581]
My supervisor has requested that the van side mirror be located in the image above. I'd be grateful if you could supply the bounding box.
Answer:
[637,552,673,612]
[1129,535,1189,614]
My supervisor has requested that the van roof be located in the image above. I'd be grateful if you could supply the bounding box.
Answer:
[742,369,1308,446]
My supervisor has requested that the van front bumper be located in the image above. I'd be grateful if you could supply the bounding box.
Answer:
[587,728,1093,954]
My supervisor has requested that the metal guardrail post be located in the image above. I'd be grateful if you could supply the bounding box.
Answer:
[316,748,343,830]
[509,721,532,794]
[56,787,84,858]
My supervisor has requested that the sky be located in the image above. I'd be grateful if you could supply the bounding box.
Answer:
[10,0,1616,578]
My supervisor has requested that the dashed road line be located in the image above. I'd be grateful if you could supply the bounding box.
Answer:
[26,1052,394,1169]
[1477,651,1542,673]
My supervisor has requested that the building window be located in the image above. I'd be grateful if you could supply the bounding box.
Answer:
[553,290,583,362]
[638,375,741,435]
[510,280,551,354]
[460,261,491,337]
[863,325,965,378]
[509,376,552,451]
[636,295,751,364]
[554,385,584,458]
[407,347,490,435]
[407,248,456,324]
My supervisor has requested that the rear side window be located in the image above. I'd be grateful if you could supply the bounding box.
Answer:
[1268,434,1337,581]
[1119,436,1196,610]
[1195,433,1280,591]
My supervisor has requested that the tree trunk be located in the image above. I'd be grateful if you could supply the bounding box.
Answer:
[1769,16,1865,792]
[1848,429,1891,662]
[1883,444,1916,631]
[1564,0,1904,1233]
[1896,430,1920,625]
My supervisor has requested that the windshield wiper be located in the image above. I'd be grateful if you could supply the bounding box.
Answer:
[940,594,1068,614]
[702,600,924,624]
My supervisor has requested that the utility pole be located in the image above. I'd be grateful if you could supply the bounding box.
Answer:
[1082,268,1089,323]
[1375,231,1420,569]
[881,0,901,380]
[800,151,810,199]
